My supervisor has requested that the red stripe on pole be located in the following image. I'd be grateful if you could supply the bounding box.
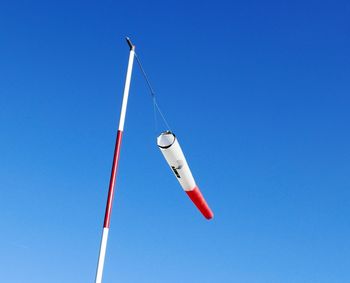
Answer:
[103,130,123,228]
[186,186,214,220]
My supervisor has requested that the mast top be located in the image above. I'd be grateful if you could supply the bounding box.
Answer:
[126,37,135,51]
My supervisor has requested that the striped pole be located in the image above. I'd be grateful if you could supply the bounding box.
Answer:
[95,38,135,283]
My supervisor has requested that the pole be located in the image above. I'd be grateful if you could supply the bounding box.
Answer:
[95,37,135,283]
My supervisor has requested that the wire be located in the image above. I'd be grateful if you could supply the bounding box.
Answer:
[134,53,172,131]
[154,98,171,131]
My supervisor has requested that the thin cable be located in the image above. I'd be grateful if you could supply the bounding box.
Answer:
[152,96,158,132]
[135,53,172,131]
[135,54,156,97]
[154,99,171,130]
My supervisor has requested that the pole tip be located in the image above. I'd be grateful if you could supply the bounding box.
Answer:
[125,37,135,50]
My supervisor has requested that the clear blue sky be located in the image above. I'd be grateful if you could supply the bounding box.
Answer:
[1,0,349,282]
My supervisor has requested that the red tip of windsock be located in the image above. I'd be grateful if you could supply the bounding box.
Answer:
[186,186,214,220]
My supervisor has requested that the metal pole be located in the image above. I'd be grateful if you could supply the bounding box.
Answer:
[95,37,135,283]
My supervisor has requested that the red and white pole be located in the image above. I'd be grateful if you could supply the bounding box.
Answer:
[95,38,135,283]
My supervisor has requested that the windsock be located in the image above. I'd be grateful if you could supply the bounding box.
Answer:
[157,131,214,220]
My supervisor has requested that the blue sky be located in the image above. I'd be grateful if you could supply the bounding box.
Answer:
[1,0,349,282]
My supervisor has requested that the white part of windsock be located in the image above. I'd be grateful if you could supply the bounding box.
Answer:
[157,131,196,191]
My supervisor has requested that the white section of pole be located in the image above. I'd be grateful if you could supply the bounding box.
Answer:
[118,48,135,131]
[95,228,109,283]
